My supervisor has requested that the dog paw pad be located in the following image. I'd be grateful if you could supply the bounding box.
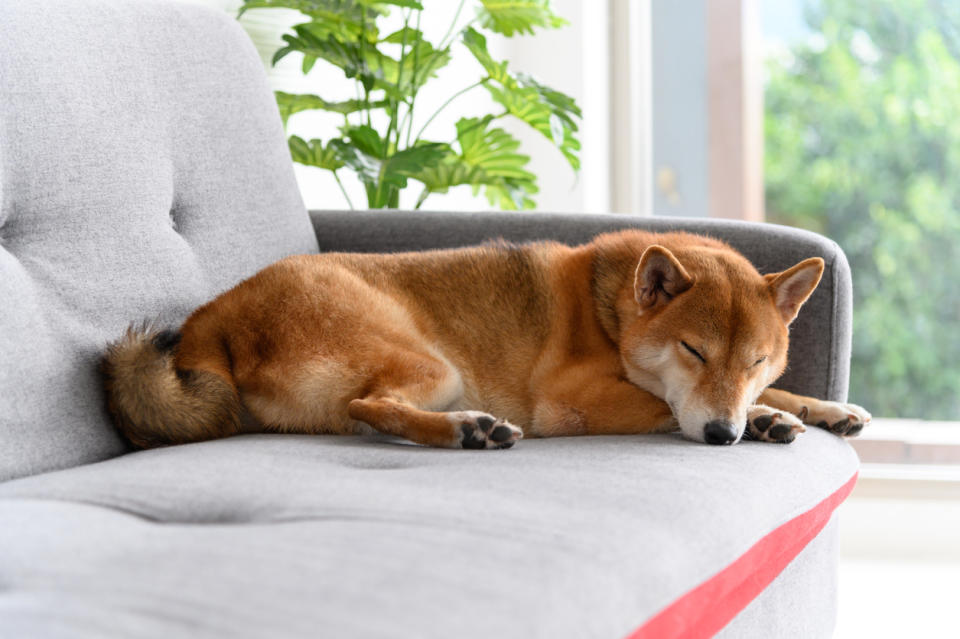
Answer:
[746,406,805,444]
[457,412,522,450]
[807,402,871,438]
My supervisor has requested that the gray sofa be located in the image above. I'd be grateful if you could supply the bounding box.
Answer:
[0,1,858,637]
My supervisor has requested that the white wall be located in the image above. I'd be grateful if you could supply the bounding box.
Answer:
[180,0,622,214]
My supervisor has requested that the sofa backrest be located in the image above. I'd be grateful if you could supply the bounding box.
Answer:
[0,0,319,480]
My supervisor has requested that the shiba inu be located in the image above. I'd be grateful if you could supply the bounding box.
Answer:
[101,229,870,450]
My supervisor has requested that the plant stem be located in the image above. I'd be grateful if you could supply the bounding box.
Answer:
[386,10,411,155]
[398,101,414,147]
[333,171,354,210]
[438,0,467,52]
[414,187,430,209]
[360,9,371,126]
[352,81,362,128]
[413,78,488,143]
[404,9,423,149]
[372,158,390,208]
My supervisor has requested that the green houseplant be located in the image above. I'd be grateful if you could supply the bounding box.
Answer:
[238,0,581,210]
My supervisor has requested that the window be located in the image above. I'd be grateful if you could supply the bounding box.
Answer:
[764,0,960,422]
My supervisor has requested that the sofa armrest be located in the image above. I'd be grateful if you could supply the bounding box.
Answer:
[308,209,852,403]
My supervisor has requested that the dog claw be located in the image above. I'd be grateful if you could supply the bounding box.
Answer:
[830,418,850,434]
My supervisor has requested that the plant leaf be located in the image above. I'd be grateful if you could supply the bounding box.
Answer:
[240,0,382,41]
[406,118,538,210]
[273,27,353,69]
[388,143,451,181]
[365,143,448,208]
[344,124,386,157]
[381,27,423,44]
[404,40,453,93]
[274,25,387,91]
[481,178,538,210]
[486,81,581,169]
[355,0,423,8]
[329,139,380,187]
[458,117,536,182]
[461,27,512,84]
[379,31,453,94]
[462,28,581,170]
[337,127,448,206]
[287,135,345,171]
[275,92,386,126]
[240,0,340,18]
[474,0,567,37]
[276,24,445,99]
[515,72,581,130]
[459,117,538,209]
[409,159,485,194]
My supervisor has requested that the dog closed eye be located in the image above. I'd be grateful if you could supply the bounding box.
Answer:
[681,341,706,363]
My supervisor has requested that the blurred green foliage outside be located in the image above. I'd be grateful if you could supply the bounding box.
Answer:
[765,0,960,419]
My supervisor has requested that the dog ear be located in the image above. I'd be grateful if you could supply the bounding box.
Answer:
[765,257,825,324]
[634,245,694,309]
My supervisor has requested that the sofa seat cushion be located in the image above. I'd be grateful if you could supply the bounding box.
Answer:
[0,431,858,638]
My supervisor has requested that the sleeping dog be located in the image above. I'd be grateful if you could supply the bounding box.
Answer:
[101,230,870,449]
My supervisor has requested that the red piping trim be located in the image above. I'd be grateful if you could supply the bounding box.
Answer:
[625,472,858,639]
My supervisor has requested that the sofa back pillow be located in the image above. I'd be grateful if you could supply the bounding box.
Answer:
[0,0,318,480]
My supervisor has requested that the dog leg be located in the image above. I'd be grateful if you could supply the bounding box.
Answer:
[349,398,522,449]
[532,368,676,437]
[759,388,871,437]
[346,350,522,449]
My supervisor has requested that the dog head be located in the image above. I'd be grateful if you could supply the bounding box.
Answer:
[594,232,823,444]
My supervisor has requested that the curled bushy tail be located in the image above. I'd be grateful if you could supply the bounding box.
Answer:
[100,324,242,449]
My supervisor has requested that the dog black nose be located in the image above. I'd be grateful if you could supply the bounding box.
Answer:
[704,420,738,445]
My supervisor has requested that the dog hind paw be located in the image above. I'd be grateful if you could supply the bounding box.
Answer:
[746,405,806,444]
[456,412,523,450]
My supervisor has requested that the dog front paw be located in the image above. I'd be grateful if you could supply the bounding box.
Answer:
[746,405,806,444]
[803,401,871,437]
[455,412,523,450]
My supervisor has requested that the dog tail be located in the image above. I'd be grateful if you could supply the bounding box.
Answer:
[100,324,243,449]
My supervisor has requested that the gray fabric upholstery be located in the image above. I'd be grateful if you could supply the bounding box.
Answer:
[718,515,839,638]
[309,210,853,405]
[0,429,857,638]
[0,0,318,481]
